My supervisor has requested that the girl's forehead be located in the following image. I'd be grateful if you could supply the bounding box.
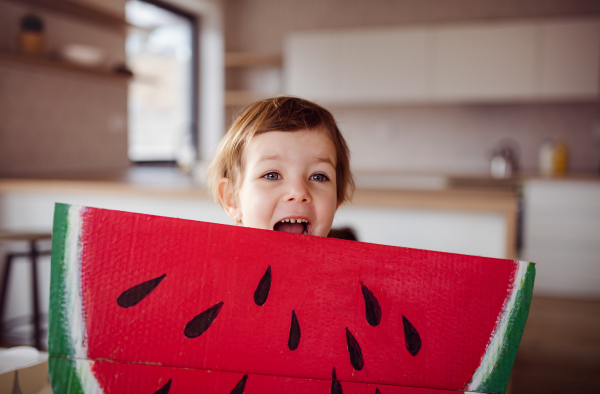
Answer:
[245,130,337,162]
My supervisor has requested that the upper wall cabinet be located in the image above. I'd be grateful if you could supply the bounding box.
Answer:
[434,22,538,101]
[539,19,600,99]
[286,28,436,104]
[284,18,600,104]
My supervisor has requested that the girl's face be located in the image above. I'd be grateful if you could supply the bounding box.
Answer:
[220,130,339,237]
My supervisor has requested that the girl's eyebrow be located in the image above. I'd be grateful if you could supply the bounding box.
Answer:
[258,155,335,167]
[314,157,335,167]
[258,155,283,162]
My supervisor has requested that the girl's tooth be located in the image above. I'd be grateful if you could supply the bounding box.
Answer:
[290,218,296,223]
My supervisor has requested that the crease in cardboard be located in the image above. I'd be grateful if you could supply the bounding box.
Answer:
[49,355,486,393]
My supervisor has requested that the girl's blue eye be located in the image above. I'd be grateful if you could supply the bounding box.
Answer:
[310,173,329,182]
[262,172,281,180]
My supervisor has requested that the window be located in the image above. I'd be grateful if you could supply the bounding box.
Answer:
[125,0,198,166]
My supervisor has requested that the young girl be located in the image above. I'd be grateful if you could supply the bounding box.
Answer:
[207,96,354,237]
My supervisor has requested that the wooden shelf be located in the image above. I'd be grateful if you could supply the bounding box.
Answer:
[225,52,282,68]
[3,0,129,31]
[0,50,132,81]
[224,53,282,106]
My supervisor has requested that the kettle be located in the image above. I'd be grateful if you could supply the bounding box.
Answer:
[490,145,519,179]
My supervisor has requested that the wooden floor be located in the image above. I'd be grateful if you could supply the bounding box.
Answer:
[511,296,600,393]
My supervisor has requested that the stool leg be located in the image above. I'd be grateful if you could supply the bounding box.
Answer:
[30,240,42,350]
[0,254,14,344]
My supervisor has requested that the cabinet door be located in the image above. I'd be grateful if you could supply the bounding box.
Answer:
[335,206,507,259]
[522,180,600,298]
[434,22,538,101]
[285,33,340,100]
[539,19,600,100]
[335,28,434,104]
[285,28,434,104]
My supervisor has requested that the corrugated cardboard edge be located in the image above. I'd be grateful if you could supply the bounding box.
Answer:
[466,261,536,393]
[48,203,101,394]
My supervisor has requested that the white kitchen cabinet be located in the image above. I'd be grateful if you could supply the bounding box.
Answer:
[335,206,507,259]
[286,28,435,104]
[539,19,600,100]
[434,22,538,101]
[285,18,600,104]
[286,33,340,101]
[334,29,435,103]
[521,179,600,298]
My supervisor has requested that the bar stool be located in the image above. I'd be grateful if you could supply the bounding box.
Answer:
[0,232,52,350]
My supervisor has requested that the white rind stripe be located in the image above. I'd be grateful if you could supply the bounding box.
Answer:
[466,260,529,391]
[64,205,103,393]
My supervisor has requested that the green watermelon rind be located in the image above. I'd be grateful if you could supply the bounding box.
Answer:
[49,203,101,394]
[466,261,536,393]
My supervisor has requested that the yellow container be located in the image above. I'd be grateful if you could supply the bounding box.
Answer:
[553,140,568,176]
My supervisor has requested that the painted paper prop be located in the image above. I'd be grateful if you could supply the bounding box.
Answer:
[49,204,535,394]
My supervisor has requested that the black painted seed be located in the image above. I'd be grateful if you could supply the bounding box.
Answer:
[153,379,171,394]
[402,315,422,356]
[288,310,301,351]
[254,266,271,306]
[375,389,382,394]
[360,281,382,326]
[331,367,343,394]
[230,374,248,394]
[117,274,166,308]
[184,302,224,338]
[345,328,364,371]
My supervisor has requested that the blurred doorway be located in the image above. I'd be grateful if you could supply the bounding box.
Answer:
[125,0,198,167]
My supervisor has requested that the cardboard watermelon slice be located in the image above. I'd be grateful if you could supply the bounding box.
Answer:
[49,204,535,394]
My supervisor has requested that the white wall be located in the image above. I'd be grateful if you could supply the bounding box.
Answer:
[333,103,600,174]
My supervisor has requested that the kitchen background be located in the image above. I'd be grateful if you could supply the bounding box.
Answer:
[0,0,599,393]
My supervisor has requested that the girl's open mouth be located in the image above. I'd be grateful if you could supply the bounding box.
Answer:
[273,218,311,235]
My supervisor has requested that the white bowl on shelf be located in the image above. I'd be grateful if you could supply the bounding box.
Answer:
[58,44,106,67]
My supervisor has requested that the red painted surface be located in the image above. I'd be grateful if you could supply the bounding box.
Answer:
[78,208,516,391]
[87,360,465,393]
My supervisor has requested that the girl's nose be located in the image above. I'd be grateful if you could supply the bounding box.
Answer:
[285,179,311,203]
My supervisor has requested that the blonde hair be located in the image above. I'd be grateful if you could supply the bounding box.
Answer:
[207,96,354,204]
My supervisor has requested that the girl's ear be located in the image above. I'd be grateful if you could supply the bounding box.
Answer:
[218,178,240,222]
